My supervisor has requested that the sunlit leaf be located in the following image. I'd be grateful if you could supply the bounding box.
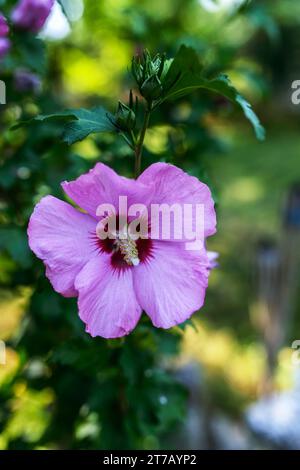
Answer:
[162,45,265,140]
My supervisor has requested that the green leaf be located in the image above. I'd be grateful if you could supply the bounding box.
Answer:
[12,107,117,144]
[200,74,266,141]
[61,108,117,144]
[11,110,78,130]
[162,45,265,140]
[34,111,77,122]
[162,45,203,96]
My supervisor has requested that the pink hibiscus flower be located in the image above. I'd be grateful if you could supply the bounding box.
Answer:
[28,162,216,338]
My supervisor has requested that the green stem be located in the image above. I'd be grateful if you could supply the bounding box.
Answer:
[134,103,152,178]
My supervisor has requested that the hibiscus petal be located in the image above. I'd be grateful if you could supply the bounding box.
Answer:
[138,163,216,239]
[62,162,151,218]
[28,195,97,297]
[133,241,210,329]
[45,265,78,298]
[75,256,142,338]
[207,251,219,269]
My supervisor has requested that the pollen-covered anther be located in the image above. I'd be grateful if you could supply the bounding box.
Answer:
[117,238,140,266]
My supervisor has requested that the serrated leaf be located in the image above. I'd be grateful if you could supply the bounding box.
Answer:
[61,107,116,144]
[34,111,77,121]
[200,74,266,141]
[163,45,203,95]
[11,110,78,130]
[162,45,265,140]
[12,107,117,144]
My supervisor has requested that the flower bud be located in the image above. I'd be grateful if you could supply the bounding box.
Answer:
[140,75,163,102]
[131,50,171,103]
[11,0,54,33]
[115,101,136,131]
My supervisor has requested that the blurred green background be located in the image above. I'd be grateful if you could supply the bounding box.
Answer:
[1,0,300,450]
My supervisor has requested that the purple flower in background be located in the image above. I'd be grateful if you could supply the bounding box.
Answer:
[0,13,10,58]
[11,0,55,33]
[14,69,42,93]
[28,163,217,339]
[0,13,9,37]
[0,37,10,59]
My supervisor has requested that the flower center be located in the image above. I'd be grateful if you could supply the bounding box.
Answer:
[94,215,152,270]
[114,236,140,266]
